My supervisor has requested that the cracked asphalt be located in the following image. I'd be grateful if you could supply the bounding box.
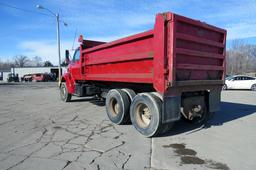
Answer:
[0,82,255,170]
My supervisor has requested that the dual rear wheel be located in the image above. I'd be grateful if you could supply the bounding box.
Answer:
[105,89,131,124]
[105,89,173,137]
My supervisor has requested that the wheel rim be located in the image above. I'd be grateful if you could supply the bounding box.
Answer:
[109,98,120,116]
[136,103,151,128]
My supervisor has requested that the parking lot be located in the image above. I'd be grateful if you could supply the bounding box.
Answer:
[0,82,255,170]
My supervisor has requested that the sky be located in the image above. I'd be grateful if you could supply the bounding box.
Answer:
[0,0,256,64]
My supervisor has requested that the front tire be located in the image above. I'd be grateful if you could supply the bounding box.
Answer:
[60,83,72,102]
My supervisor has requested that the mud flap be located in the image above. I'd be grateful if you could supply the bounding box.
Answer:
[162,96,181,123]
[208,88,221,112]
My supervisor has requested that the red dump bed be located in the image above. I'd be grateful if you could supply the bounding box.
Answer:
[80,12,226,93]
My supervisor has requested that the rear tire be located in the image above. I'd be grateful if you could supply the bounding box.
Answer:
[60,83,72,102]
[106,89,130,125]
[130,93,163,137]
[251,84,256,91]
[121,88,136,101]
[150,92,173,135]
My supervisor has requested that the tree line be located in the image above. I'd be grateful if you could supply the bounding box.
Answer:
[226,40,256,75]
[0,56,68,71]
[1,40,256,75]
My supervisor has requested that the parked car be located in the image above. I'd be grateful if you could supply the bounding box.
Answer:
[7,73,19,82]
[21,73,53,82]
[22,74,33,82]
[32,73,50,82]
[223,75,256,91]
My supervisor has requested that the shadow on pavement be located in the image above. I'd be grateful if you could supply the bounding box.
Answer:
[159,101,256,137]
[70,97,105,107]
[0,82,21,85]
[67,98,256,136]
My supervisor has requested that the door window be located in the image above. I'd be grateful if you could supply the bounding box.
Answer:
[245,76,255,80]
[234,76,242,80]
[241,76,246,80]
[236,76,255,80]
[73,49,80,62]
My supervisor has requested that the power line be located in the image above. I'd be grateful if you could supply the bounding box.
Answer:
[0,2,51,17]
[0,2,69,25]
[71,28,77,50]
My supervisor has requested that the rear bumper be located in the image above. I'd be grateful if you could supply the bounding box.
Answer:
[171,80,224,87]
[161,85,222,124]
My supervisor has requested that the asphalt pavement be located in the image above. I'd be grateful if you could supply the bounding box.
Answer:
[0,82,255,170]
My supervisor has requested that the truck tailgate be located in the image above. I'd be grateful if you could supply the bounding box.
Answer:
[168,13,226,86]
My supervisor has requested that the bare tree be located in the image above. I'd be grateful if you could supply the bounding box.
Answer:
[43,61,54,67]
[32,56,43,66]
[0,59,14,71]
[14,55,30,67]
[226,40,256,75]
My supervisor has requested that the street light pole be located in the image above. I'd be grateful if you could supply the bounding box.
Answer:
[56,13,62,85]
[36,5,67,85]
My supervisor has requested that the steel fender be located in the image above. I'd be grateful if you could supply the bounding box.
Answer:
[162,96,181,123]
[207,87,222,112]
[61,73,75,94]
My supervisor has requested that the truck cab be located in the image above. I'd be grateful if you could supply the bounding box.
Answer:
[69,48,81,81]
[61,39,106,97]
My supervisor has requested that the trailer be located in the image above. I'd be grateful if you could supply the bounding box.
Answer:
[60,12,226,137]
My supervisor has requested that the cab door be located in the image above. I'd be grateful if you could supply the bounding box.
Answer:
[69,49,81,80]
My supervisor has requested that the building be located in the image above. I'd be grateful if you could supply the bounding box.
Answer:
[1,66,68,82]
[0,69,11,82]
[12,66,67,77]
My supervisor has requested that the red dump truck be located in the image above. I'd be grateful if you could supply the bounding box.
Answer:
[60,12,226,137]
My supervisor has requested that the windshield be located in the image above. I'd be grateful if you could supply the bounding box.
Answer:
[225,76,234,80]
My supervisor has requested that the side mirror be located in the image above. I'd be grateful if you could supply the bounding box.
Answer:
[65,50,70,64]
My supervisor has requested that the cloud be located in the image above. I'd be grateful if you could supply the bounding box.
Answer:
[17,32,137,65]
[17,30,144,65]
[63,0,256,41]
[18,40,76,65]
[227,22,256,40]
[87,30,147,42]
[123,14,155,27]
[198,0,256,40]
[2,0,256,62]
[87,35,125,42]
